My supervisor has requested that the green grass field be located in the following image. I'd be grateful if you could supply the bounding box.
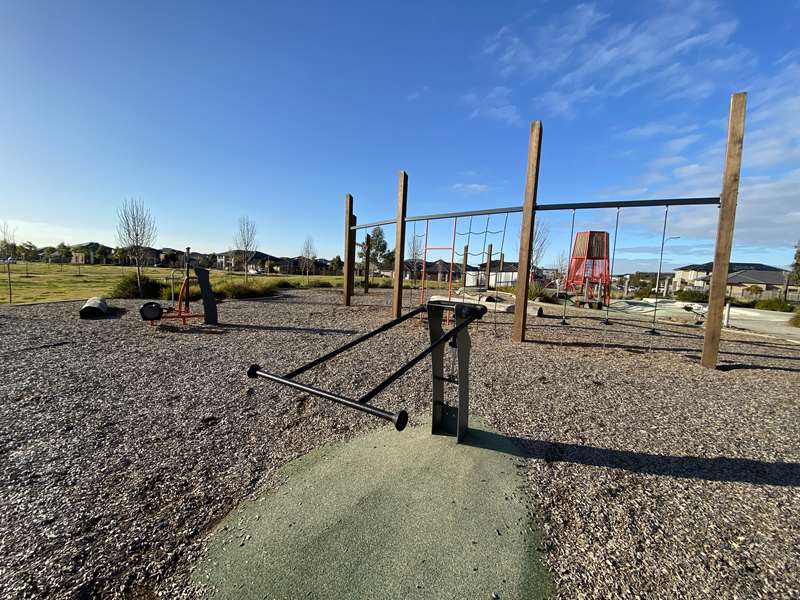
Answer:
[0,262,448,304]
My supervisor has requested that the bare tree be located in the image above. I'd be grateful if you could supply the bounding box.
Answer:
[233,216,258,283]
[530,220,550,269]
[116,198,157,296]
[1,221,16,260]
[300,236,317,283]
[407,234,423,287]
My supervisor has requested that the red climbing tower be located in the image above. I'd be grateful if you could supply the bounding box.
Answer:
[565,230,610,308]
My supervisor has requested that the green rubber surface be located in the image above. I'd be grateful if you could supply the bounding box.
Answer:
[191,419,554,599]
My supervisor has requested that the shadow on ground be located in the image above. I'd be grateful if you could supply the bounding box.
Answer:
[461,429,800,487]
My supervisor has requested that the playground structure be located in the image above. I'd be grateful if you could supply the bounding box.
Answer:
[565,231,611,309]
[139,247,218,326]
[248,300,487,438]
[341,93,747,369]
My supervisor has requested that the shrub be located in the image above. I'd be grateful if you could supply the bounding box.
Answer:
[214,280,278,299]
[754,298,795,312]
[634,287,653,299]
[110,273,166,299]
[729,297,756,308]
[160,283,203,302]
[790,311,800,328]
[675,289,708,302]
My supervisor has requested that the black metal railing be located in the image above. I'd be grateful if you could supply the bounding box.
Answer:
[247,301,487,431]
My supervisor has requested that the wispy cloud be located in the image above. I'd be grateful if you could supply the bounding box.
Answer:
[665,133,704,153]
[450,183,490,194]
[480,1,750,117]
[459,87,521,125]
[619,122,698,139]
[406,86,430,101]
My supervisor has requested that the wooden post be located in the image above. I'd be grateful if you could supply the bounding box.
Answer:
[498,253,505,288]
[363,234,371,294]
[391,171,408,318]
[702,93,746,369]
[343,194,356,306]
[485,244,493,289]
[461,245,469,289]
[513,121,543,342]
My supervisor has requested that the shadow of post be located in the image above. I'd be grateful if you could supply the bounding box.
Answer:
[462,428,800,487]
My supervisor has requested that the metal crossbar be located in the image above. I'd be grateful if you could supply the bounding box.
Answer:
[247,301,486,431]
[351,196,719,230]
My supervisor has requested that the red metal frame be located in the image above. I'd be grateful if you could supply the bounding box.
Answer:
[564,230,611,306]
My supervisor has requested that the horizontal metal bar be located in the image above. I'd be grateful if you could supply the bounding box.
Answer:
[283,305,426,380]
[351,197,719,230]
[248,365,409,431]
[358,312,479,405]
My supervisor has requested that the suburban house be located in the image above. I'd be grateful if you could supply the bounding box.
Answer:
[468,260,521,288]
[673,261,797,299]
[71,242,113,264]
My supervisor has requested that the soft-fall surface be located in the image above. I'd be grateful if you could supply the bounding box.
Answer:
[0,288,798,599]
[192,419,552,599]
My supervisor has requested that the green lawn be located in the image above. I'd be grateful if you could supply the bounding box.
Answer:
[0,262,448,304]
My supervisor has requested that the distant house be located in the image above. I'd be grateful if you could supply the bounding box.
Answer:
[71,242,113,264]
[673,261,796,299]
[218,250,280,271]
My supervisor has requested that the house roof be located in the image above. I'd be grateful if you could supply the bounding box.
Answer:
[699,269,789,286]
[675,261,785,273]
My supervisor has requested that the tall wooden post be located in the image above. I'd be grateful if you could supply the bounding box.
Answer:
[513,121,543,342]
[461,245,469,289]
[498,253,505,288]
[363,234,371,294]
[702,93,746,369]
[343,194,356,306]
[391,171,408,318]
[485,244,493,289]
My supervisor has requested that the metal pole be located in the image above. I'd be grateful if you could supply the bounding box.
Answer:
[6,262,11,304]
[561,209,576,325]
[649,206,669,335]
[603,208,621,325]
[248,365,408,431]
[185,246,191,311]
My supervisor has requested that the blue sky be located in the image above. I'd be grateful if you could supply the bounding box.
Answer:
[1,0,798,272]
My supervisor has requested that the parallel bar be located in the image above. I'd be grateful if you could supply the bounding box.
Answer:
[283,306,426,380]
[351,197,720,230]
[248,366,407,430]
[358,313,480,405]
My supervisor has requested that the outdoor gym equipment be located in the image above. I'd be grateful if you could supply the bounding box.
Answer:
[139,247,218,326]
[248,301,487,440]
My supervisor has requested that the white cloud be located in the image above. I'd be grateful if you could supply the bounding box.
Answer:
[450,183,490,194]
[665,133,704,153]
[460,86,521,125]
[619,122,698,139]
[407,86,430,101]
[482,1,750,117]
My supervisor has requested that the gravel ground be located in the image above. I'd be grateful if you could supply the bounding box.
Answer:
[1,289,798,599]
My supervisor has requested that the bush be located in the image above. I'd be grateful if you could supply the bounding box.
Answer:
[214,279,278,299]
[729,297,756,308]
[634,287,653,299]
[790,311,800,328]
[675,289,708,302]
[160,283,203,302]
[110,273,166,299]
[754,298,795,312]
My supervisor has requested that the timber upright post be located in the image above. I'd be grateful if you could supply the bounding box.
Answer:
[391,171,408,318]
[363,234,371,294]
[498,253,505,288]
[343,194,356,306]
[461,245,469,289]
[702,92,747,369]
[513,121,543,342]
[485,244,493,289]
